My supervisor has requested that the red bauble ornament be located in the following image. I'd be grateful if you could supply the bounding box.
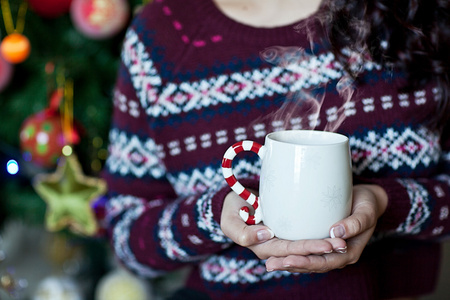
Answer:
[19,110,66,168]
[0,33,31,64]
[0,53,13,92]
[28,0,73,18]
[70,0,130,39]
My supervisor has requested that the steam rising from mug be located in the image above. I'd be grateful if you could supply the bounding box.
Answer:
[257,46,356,133]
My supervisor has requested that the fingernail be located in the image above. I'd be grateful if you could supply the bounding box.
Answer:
[257,228,275,241]
[335,247,347,254]
[323,249,333,254]
[330,225,345,238]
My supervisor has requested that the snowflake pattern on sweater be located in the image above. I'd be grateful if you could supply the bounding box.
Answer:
[102,0,450,298]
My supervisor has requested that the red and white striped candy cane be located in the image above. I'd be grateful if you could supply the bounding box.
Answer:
[222,140,265,225]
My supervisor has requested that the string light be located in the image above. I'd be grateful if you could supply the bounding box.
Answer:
[62,145,73,157]
[6,159,18,175]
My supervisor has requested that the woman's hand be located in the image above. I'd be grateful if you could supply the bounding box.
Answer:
[265,184,388,273]
[220,184,388,273]
[220,190,348,260]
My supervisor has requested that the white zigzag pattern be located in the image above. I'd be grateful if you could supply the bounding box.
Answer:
[167,166,222,197]
[200,255,293,284]
[106,126,441,184]
[122,29,161,110]
[159,198,211,262]
[109,195,165,278]
[106,127,262,197]
[396,179,430,234]
[122,29,364,118]
[106,195,145,223]
[196,184,234,244]
[106,129,166,179]
[350,127,440,175]
[167,159,260,197]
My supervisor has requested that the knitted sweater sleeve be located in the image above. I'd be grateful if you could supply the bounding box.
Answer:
[101,25,233,278]
[103,70,233,278]
[370,124,450,240]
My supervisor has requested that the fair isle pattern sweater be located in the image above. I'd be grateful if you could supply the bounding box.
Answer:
[102,0,450,299]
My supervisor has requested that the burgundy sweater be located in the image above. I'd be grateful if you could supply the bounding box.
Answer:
[101,0,450,299]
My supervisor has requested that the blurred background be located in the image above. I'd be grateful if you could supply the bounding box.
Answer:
[0,0,448,299]
[0,1,189,299]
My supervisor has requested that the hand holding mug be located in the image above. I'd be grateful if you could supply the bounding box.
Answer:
[264,184,388,273]
[220,190,348,261]
[222,130,353,240]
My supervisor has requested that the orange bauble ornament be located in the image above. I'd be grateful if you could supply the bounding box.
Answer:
[0,33,31,64]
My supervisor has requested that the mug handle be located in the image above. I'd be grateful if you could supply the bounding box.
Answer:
[222,141,265,225]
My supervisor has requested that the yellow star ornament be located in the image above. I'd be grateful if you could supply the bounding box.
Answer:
[33,154,107,236]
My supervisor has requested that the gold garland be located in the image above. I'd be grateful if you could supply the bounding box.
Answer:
[56,67,75,154]
[0,0,27,35]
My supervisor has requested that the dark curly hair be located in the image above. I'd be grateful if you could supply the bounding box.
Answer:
[320,0,450,128]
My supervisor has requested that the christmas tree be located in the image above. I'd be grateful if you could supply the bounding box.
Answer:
[0,1,177,299]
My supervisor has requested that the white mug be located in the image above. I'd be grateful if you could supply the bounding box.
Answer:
[222,130,353,240]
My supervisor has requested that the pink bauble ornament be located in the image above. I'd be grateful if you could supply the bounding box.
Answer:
[70,0,130,39]
[28,0,73,18]
[0,53,13,92]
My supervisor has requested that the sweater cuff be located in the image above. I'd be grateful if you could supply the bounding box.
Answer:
[356,177,411,233]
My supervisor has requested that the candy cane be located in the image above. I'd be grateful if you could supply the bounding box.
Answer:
[221,141,265,225]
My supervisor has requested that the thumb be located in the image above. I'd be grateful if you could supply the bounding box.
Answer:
[233,224,275,247]
[330,202,377,239]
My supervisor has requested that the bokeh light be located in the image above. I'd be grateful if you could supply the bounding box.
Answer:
[6,159,19,175]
